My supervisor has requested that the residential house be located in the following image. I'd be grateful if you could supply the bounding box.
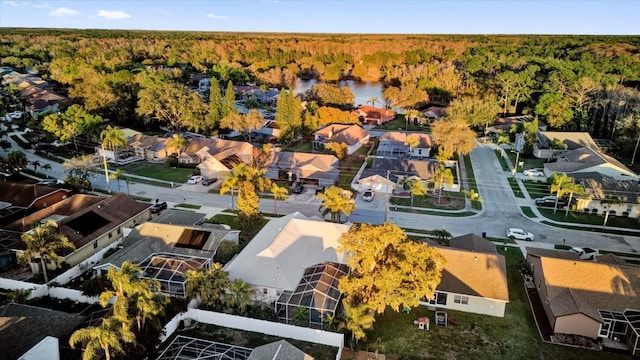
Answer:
[543,146,637,181]
[535,131,600,159]
[419,241,509,317]
[352,105,396,127]
[157,337,310,360]
[423,106,446,121]
[377,131,433,159]
[265,151,339,186]
[179,137,258,179]
[0,303,84,360]
[572,172,640,218]
[526,248,640,355]
[0,182,71,225]
[1,69,70,115]
[224,212,350,303]
[449,233,497,254]
[8,194,150,270]
[94,221,238,296]
[486,115,547,136]
[130,134,171,162]
[312,124,370,155]
[95,127,140,164]
[356,173,397,193]
[360,157,459,192]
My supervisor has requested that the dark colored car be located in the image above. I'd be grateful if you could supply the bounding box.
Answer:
[150,201,168,214]
[315,186,325,195]
[292,182,304,194]
[535,197,567,208]
[202,177,216,186]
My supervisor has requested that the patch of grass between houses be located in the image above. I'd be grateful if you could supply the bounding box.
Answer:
[521,206,536,218]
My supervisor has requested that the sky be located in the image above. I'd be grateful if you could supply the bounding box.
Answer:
[0,0,639,35]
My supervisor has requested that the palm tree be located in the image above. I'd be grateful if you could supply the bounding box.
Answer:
[100,126,128,194]
[547,137,568,162]
[5,150,27,173]
[185,264,230,309]
[220,167,242,211]
[367,97,379,107]
[432,228,452,243]
[270,183,289,215]
[29,160,41,174]
[404,134,419,159]
[133,292,168,332]
[405,177,427,208]
[41,163,52,178]
[19,220,76,283]
[7,288,32,303]
[317,185,355,223]
[165,133,188,156]
[224,278,254,315]
[495,130,510,157]
[404,109,421,129]
[292,306,310,327]
[69,316,133,360]
[99,262,159,333]
[601,194,623,228]
[432,165,454,204]
[110,168,126,193]
[561,181,586,217]
[549,173,573,214]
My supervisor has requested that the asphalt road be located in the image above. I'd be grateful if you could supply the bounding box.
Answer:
[7,133,640,253]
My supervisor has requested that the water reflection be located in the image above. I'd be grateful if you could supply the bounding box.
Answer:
[293,79,385,108]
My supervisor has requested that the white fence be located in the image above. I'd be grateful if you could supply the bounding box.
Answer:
[0,277,100,304]
[163,308,344,360]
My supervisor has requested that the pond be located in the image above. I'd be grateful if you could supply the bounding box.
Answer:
[293,79,385,108]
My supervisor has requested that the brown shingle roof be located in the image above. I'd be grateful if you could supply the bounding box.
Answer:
[380,131,433,148]
[435,247,509,301]
[536,256,640,320]
[525,247,581,261]
[364,158,439,181]
[354,105,396,119]
[574,173,640,203]
[0,182,69,209]
[313,124,370,146]
[538,131,599,151]
[449,233,497,254]
[4,194,103,232]
[545,147,635,177]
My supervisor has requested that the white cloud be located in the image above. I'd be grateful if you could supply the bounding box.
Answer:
[206,13,228,19]
[50,7,80,17]
[4,1,22,7]
[97,10,131,20]
[31,3,53,9]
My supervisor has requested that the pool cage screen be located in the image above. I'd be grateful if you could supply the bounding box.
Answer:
[156,335,253,360]
[138,253,211,296]
[275,262,349,329]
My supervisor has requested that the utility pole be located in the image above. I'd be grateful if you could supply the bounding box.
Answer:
[384,169,390,223]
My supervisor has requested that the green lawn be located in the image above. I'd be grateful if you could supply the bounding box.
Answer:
[507,178,525,198]
[506,152,546,171]
[521,206,536,218]
[463,154,482,210]
[537,208,640,229]
[494,150,511,172]
[390,193,465,210]
[118,161,195,183]
[521,179,550,199]
[175,203,201,209]
[359,247,632,359]
[392,206,477,217]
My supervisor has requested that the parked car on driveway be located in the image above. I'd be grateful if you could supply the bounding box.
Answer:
[535,196,568,208]
[569,247,598,260]
[506,228,534,241]
[187,175,204,184]
[363,188,375,201]
[292,182,304,194]
[315,186,325,195]
[150,201,168,214]
[202,177,216,186]
[523,168,545,177]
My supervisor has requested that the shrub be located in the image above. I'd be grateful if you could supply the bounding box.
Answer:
[214,240,239,264]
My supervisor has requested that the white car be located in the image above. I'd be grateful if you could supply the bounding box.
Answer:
[8,111,22,119]
[523,168,545,177]
[569,247,598,260]
[187,175,204,184]
[506,228,534,241]
[363,188,375,202]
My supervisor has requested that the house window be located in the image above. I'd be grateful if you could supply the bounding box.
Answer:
[263,288,268,295]
[93,241,98,249]
[117,228,121,234]
[454,295,469,305]
[599,322,611,337]
[108,233,113,239]
[418,149,422,155]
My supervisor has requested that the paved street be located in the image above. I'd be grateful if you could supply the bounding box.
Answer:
[5,132,640,253]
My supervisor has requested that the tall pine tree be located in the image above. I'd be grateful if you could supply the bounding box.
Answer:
[206,77,223,132]
[222,80,236,118]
